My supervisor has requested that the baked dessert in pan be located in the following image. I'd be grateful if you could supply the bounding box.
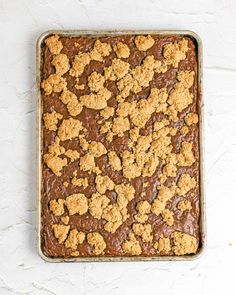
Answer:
[40,33,201,258]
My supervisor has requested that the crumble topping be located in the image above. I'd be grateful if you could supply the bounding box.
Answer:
[89,193,110,219]
[65,229,85,250]
[177,142,195,167]
[41,74,67,95]
[178,199,192,211]
[122,233,142,255]
[45,35,63,55]
[117,55,167,99]
[151,186,174,216]
[43,153,67,177]
[100,106,114,119]
[75,83,85,90]
[71,177,88,188]
[167,71,194,114]
[52,54,70,75]
[104,58,130,81]
[61,216,69,225]
[95,175,115,194]
[71,251,80,256]
[52,224,70,244]
[80,88,111,110]
[171,232,198,255]
[64,149,80,162]
[49,199,65,216]
[134,35,155,51]
[180,126,189,135]
[185,112,199,126]
[59,90,83,116]
[63,181,69,187]
[87,232,106,255]
[79,154,96,172]
[88,71,105,92]
[135,200,151,223]
[70,40,111,78]
[163,39,189,67]
[177,173,196,195]
[108,151,122,171]
[113,42,130,58]
[102,205,123,233]
[88,141,107,157]
[65,194,88,215]
[154,235,171,254]
[132,223,153,243]
[57,118,83,141]
[161,209,174,226]
[43,111,63,131]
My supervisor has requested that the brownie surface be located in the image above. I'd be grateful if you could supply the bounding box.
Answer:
[40,34,201,258]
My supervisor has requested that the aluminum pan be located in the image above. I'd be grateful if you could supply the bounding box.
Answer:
[36,30,205,262]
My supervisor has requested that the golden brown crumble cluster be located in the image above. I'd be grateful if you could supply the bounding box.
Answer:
[41,34,200,257]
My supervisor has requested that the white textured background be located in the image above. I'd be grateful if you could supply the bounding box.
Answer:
[0,0,235,294]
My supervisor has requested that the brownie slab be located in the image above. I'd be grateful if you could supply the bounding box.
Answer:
[40,33,201,258]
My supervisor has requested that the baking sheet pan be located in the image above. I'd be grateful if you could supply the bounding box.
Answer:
[36,30,205,262]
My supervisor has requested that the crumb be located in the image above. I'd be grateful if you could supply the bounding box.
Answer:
[163,39,189,67]
[52,53,70,75]
[89,192,110,219]
[132,223,153,242]
[43,111,63,131]
[61,216,69,225]
[75,83,85,90]
[171,231,198,255]
[112,116,130,137]
[71,251,80,256]
[154,235,171,254]
[71,177,88,188]
[65,229,85,250]
[57,118,83,141]
[100,106,114,119]
[41,74,67,95]
[108,151,122,171]
[113,42,130,58]
[43,154,67,176]
[64,149,80,162]
[80,88,111,110]
[161,209,174,226]
[79,154,96,172]
[167,71,195,113]
[102,204,123,233]
[45,35,63,55]
[49,199,65,216]
[122,233,142,255]
[63,181,69,188]
[52,224,70,244]
[89,141,107,157]
[104,58,130,81]
[180,126,189,135]
[100,121,111,134]
[88,71,105,92]
[177,173,196,195]
[87,232,106,255]
[178,199,192,211]
[177,142,195,167]
[69,52,91,77]
[134,35,155,51]
[184,113,199,126]
[60,90,83,116]
[65,193,88,215]
[95,175,115,194]
[90,40,112,62]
